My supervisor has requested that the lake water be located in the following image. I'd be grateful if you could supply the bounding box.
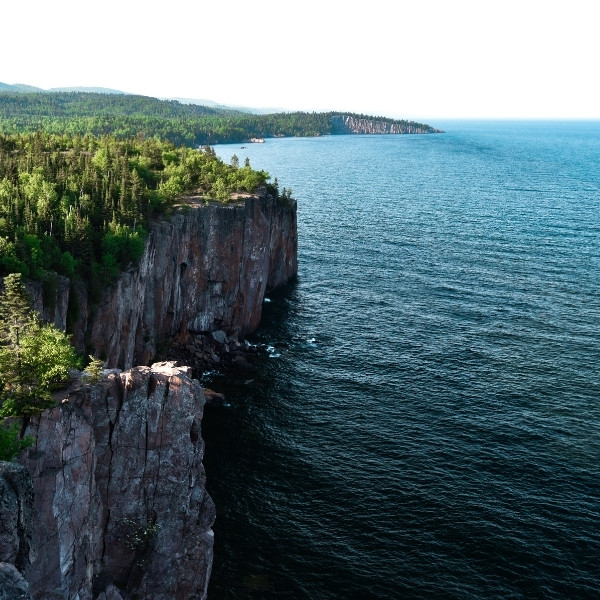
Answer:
[204,121,600,599]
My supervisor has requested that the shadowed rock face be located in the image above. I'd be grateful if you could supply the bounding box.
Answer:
[10,192,296,370]
[0,462,34,600]
[16,363,214,600]
[82,193,296,369]
[0,562,34,600]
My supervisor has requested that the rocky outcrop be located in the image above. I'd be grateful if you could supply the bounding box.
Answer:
[167,329,273,376]
[330,114,443,134]
[0,462,34,600]
[32,191,297,370]
[11,362,214,600]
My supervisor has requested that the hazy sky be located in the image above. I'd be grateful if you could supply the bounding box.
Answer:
[2,0,598,121]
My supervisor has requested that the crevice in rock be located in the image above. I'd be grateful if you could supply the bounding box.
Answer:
[190,419,200,445]
[101,376,124,564]
[3,469,31,574]
[148,378,168,519]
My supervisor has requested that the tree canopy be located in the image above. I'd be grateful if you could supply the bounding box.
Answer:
[0,131,271,292]
[0,91,441,145]
[0,273,81,418]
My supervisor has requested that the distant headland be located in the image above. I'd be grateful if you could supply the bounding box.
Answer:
[0,83,443,146]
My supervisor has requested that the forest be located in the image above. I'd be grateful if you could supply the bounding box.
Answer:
[0,131,275,298]
[0,89,438,438]
[0,91,439,145]
[0,90,380,439]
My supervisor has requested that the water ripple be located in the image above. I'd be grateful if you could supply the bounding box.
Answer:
[206,123,600,599]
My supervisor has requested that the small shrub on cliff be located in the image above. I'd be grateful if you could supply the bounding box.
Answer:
[120,517,161,567]
[83,355,104,383]
[0,419,34,461]
[0,273,82,417]
[122,518,161,553]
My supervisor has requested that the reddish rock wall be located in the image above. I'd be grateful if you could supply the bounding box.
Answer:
[82,193,296,369]
[17,362,214,600]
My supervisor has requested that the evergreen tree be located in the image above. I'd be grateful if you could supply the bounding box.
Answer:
[0,273,81,417]
[0,273,36,348]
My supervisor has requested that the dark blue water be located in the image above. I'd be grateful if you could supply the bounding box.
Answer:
[204,122,600,599]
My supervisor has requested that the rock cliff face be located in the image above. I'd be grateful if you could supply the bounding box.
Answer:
[25,275,71,333]
[0,462,34,599]
[28,191,297,370]
[5,362,214,600]
[330,114,443,134]
[91,193,297,369]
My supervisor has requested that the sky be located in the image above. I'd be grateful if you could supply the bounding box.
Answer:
[2,0,598,122]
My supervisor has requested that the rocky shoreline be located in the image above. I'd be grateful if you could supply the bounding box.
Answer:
[163,330,271,379]
[0,191,297,599]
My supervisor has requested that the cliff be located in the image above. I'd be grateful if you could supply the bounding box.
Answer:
[0,189,296,598]
[0,462,34,599]
[30,191,297,369]
[0,362,214,600]
[330,114,443,134]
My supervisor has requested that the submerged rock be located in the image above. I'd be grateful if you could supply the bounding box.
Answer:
[203,388,227,406]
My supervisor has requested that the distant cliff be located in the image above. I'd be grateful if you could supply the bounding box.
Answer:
[29,190,297,369]
[330,114,443,134]
[0,362,214,600]
[0,90,442,144]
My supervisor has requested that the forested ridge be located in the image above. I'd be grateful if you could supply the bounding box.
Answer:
[0,91,440,145]
[0,131,275,298]
[0,89,437,443]
[0,89,437,314]
[0,90,324,442]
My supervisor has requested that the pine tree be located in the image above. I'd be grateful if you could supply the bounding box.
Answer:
[0,273,36,347]
[0,273,81,417]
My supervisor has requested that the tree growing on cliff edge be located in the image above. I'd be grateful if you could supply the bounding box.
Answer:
[0,273,82,417]
[0,419,33,461]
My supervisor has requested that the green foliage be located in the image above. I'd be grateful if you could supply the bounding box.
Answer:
[0,131,274,286]
[23,324,82,390]
[0,273,36,346]
[0,419,34,461]
[211,179,229,202]
[120,516,161,566]
[125,520,160,552]
[0,273,82,417]
[84,355,104,383]
[0,91,440,146]
[102,222,146,269]
[0,237,28,276]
